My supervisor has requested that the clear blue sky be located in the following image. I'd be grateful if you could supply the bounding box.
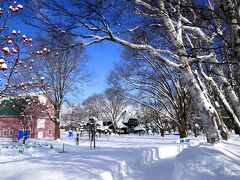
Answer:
[10,16,123,101]
[84,42,122,98]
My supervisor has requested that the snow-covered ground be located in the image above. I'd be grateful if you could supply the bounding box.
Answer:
[0,134,239,180]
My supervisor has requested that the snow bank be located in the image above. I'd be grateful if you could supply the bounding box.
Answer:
[172,142,240,180]
[127,135,240,180]
[0,135,239,180]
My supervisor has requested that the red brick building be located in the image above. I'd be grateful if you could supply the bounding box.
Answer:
[0,94,56,139]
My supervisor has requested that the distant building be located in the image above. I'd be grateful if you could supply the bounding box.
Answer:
[116,110,140,134]
[0,94,55,139]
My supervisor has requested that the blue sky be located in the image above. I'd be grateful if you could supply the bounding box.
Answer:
[84,42,122,98]
[9,16,122,101]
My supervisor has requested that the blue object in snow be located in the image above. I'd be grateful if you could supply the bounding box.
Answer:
[18,130,23,140]
[180,138,190,143]
[68,131,73,137]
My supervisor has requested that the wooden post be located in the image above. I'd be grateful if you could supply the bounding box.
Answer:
[93,124,96,149]
[88,125,91,140]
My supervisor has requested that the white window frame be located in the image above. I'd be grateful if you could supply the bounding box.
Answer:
[37,119,45,128]
[39,96,47,105]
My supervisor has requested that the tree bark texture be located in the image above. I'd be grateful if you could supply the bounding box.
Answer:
[54,121,60,140]
[182,69,220,143]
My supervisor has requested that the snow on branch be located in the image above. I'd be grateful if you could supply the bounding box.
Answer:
[133,0,159,12]
[127,26,140,32]
[180,16,212,43]
[110,35,181,68]
[193,52,215,62]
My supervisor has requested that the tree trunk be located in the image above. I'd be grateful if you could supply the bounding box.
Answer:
[198,69,231,140]
[54,107,61,140]
[179,127,187,138]
[157,0,220,143]
[179,101,188,138]
[179,129,187,138]
[112,121,117,133]
[233,123,240,135]
[178,116,188,138]
[182,69,220,144]
[193,129,198,137]
[215,113,230,141]
[54,121,60,139]
[212,65,240,131]
[160,128,165,137]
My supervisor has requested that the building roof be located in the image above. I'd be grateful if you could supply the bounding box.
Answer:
[0,93,49,117]
[0,98,26,116]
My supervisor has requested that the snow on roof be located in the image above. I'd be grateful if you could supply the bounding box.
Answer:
[97,125,110,131]
[117,122,128,129]
[116,112,139,128]
[95,120,103,126]
[89,116,98,121]
[134,125,145,131]
[122,115,138,124]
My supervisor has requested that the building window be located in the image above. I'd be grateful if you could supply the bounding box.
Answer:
[9,130,12,136]
[37,119,45,128]
[26,115,32,121]
[3,130,7,136]
[38,96,47,105]
[48,129,52,135]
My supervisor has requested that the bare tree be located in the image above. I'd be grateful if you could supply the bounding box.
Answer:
[82,94,105,120]
[24,32,89,139]
[110,53,192,138]
[26,0,240,143]
[61,104,88,130]
[100,88,129,133]
[140,101,169,137]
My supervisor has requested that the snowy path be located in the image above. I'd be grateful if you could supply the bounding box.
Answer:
[129,157,175,180]
[0,134,239,180]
